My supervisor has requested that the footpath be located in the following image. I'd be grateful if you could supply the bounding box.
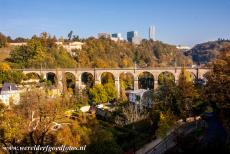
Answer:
[136,118,206,154]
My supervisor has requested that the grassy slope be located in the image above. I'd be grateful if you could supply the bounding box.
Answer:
[0,47,11,62]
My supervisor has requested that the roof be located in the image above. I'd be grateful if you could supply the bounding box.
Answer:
[126,89,147,95]
[1,83,18,91]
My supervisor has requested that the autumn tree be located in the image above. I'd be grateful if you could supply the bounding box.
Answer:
[14,89,63,147]
[156,111,175,138]
[205,46,230,110]
[0,63,11,71]
[177,67,199,120]
[9,33,77,68]
[0,63,24,84]
[54,122,91,147]
[0,111,28,154]
[205,46,230,133]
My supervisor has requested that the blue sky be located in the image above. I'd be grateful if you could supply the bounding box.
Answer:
[0,0,230,46]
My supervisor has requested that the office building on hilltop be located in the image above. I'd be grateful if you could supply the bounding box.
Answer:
[127,31,142,44]
[111,33,124,41]
[149,25,156,41]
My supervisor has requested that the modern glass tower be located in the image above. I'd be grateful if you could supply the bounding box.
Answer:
[127,31,141,44]
[149,26,156,41]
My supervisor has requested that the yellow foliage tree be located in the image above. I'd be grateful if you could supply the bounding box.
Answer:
[0,63,11,71]
[179,66,193,83]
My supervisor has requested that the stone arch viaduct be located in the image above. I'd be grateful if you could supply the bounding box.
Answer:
[16,67,211,97]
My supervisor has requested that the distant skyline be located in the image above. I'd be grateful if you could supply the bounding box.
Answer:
[0,0,230,46]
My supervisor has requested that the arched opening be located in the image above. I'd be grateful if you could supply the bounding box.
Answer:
[64,72,76,90]
[81,72,94,88]
[101,72,115,85]
[119,72,134,90]
[23,72,41,85]
[24,72,41,81]
[46,72,57,86]
[158,71,175,85]
[138,72,154,90]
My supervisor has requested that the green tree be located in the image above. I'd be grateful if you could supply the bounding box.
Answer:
[104,82,117,102]
[154,80,179,115]
[89,84,108,104]
[9,45,36,68]
[86,129,122,154]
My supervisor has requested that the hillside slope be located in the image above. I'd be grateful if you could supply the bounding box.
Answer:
[185,40,230,64]
[75,38,192,68]
[0,47,11,62]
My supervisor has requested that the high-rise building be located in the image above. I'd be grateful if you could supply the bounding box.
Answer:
[127,31,138,42]
[111,33,124,41]
[149,26,156,41]
[127,31,142,44]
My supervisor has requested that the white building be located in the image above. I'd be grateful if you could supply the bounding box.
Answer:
[63,42,84,51]
[55,41,84,56]
[126,89,153,108]
[9,42,27,46]
[56,41,84,51]
[176,45,191,50]
[9,41,84,54]
[126,89,147,105]
[0,83,20,106]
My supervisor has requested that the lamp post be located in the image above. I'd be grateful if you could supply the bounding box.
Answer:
[134,61,137,73]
